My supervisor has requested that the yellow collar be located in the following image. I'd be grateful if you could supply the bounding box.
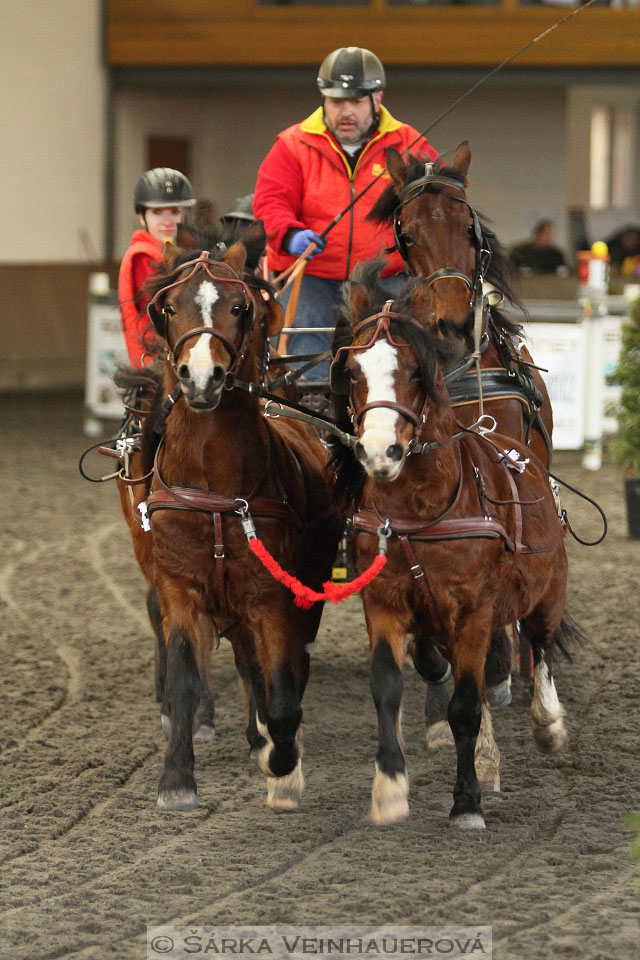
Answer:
[299,104,402,138]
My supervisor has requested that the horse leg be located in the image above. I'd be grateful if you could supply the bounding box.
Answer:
[251,616,309,811]
[228,624,269,754]
[448,618,496,829]
[192,614,216,742]
[154,599,216,743]
[147,585,166,707]
[156,624,202,810]
[522,616,567,754]
[408,633,455,750]
[485,627,512,709]
[368,608,410,825]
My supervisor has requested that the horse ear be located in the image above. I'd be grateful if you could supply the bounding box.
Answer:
[348,282,371,326]
[385,147,407,193]
[162,240,181,272]
[451,141,471,183]
[175,224,198,250]
[223,240,247,277]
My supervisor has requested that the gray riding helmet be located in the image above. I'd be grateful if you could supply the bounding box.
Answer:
[317,47,386,99]
[134,168,196,211]
[221,194,255,223]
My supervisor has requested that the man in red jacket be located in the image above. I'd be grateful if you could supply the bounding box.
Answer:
[118,167,196,367]
[254,46,436,396]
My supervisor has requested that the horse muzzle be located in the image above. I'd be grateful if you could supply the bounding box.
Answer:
[355,439,407,480]
[177,359,227,411]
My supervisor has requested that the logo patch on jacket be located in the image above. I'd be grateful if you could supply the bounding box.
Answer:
[371,163,391,180]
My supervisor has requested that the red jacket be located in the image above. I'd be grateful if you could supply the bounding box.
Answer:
[254,105,436,280]
[118,229,163,367]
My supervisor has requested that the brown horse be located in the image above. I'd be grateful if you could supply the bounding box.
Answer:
[331,269,574,828]
[369,141,553,463]
[369,142,554,709]
[118,241,342,811]
[115,224,295,742]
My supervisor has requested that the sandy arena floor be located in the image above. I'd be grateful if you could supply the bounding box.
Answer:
[0,390,638,960]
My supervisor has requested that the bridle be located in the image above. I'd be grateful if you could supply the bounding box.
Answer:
[393,163,492,313]
[331,301,432,442]
[146,251,256,379]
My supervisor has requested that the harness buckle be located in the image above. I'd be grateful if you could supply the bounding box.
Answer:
[235,499,257,541]
[264,399,283,419]
[376,520,391,556]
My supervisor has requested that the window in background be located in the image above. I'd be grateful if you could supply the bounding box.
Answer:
[590,105,610,210]
[589,105,635,210]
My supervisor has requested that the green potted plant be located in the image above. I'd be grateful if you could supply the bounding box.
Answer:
[608,297,640,537]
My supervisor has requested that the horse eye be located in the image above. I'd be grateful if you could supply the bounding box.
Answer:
[231,302,243,316]
[163,304,175,316]
[400,232,415,246]
[467,225,475,237]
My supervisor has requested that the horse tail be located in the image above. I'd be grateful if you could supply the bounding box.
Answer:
[554,610,586,663]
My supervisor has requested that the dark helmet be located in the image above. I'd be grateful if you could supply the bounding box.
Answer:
[221,194,255,223]
[317,47,386,99]
[133,167,195,211]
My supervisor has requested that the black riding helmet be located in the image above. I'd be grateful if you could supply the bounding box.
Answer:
[134,168,196,212]
[317,47,386,99]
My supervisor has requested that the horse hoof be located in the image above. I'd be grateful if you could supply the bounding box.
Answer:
[157,789,198,811]
[161,714,171,739]
[449,812,486,830]
[194,724,216,742]
[486,677,512,710]
[267,761,304,811]
[371,769,409,825]
[426,720,454,750]
[533,717,567,755]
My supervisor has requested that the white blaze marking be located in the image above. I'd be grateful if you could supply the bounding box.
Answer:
[194,280,219,328]
[187,280,220,388]
[357,339,399,460]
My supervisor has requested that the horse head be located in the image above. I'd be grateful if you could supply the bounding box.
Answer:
[147,242,258,411]
[384,143,486,334]
[334,265,452,481]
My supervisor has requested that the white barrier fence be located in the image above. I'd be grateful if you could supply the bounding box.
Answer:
[84,293,628,456]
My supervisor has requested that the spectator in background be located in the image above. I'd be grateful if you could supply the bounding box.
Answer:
[220,194,256,234]
[118,167,196,367]
[605,225,640,269]
[510,219,567,275]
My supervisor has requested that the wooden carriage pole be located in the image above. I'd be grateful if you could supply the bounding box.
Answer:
[272,241,317,355]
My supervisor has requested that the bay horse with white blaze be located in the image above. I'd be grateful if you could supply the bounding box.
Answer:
[369,141,555,712]
[115,223,295,743]
[120,241,342,811]
[332,266,575,828]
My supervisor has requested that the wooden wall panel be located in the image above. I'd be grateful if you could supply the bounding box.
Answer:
[106,5,640,68]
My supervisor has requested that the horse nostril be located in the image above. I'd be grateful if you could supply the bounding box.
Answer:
[354,441,366,463]
[177,363,191,381]
[386,443,403,462]
[211,364,226,386]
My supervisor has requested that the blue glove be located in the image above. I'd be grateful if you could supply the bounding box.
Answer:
[287,229,326,258]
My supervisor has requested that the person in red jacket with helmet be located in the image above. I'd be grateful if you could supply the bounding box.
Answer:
[118,167,196,367]
[253,46,436,398]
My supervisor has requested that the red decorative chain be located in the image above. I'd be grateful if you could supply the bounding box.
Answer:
[248,537,386,610]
